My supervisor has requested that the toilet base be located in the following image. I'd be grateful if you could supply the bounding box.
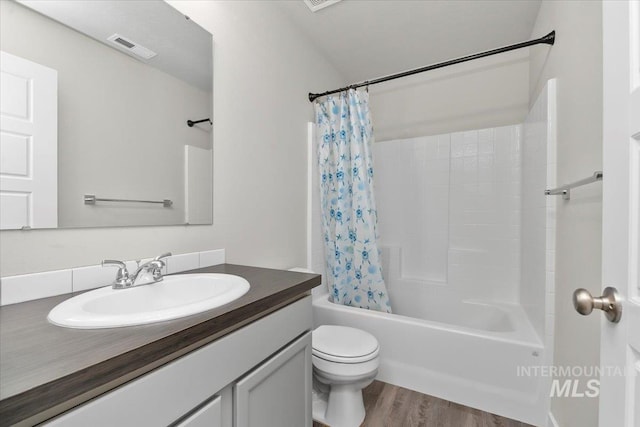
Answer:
[312,373,375,427]
[312,387,329,425]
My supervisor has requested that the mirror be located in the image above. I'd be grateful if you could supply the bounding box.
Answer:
[0,0,213,229]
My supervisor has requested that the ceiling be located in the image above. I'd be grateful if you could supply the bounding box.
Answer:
[275,0,542,84]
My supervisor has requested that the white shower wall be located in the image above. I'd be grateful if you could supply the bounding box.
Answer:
[373,124,523,303]
[373,135,450,283]
[520,80,557,342]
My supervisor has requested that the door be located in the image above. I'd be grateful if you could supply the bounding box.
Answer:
[600,1,640,426]
[234,332,312,427]
[0,50,57,229]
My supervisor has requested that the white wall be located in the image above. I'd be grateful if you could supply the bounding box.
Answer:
[0,0,212,228]
[369,49,530,142]
[0,1,345,277]
[529,2,603,426]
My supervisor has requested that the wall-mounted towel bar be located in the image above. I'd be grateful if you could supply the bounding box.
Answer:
[84,194,173,207]
[545,171,603,200]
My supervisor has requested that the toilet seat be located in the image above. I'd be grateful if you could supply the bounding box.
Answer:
[312,325,380,364]
[312,347,379,364]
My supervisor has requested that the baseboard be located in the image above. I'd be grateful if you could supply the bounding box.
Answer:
[548,412,559,427]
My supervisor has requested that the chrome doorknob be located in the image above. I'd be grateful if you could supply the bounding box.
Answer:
[572,287,622,323]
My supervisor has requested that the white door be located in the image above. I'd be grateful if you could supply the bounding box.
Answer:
[0,50,57,229]
[600,1,640,426]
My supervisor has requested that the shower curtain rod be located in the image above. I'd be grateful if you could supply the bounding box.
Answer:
[308,31,555,102]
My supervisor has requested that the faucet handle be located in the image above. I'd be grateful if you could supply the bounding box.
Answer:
[102,259,126,269]
[152,252,172,269]
[147,253,171,281]
[154,252,172,261]
[102,259,131,288]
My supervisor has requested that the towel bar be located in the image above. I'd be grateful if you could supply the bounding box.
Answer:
[544,171,603,200]
[84,194,173,207]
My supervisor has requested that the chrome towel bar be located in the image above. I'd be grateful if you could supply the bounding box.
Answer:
[84,194,173,207]
[545,171,603,200]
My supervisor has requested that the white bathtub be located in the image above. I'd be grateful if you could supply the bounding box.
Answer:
[313,287,548,426]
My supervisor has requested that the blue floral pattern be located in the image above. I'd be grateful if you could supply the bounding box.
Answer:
[315,89,391,313]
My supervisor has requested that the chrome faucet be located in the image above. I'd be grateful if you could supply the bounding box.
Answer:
[102,252,171,289]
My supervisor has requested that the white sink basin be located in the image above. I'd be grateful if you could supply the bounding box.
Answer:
[48,274,250,329]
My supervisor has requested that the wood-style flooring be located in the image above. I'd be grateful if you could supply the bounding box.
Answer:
[313,380,534,427]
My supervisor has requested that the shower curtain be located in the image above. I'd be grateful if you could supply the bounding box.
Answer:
[315,89,391,313]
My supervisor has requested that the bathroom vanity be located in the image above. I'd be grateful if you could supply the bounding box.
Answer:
[0,265,320,426]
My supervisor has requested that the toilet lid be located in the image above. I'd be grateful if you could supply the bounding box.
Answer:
[312,325,379,363]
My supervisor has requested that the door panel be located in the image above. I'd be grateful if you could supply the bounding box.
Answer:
[600,1,640,426]
[0,50,57,229]
[0,192,30,229]
[0,71,29,119]
[0,131,30,176]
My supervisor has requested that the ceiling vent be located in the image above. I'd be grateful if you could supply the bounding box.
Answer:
[107,34,157,60]
[303,0,342,13]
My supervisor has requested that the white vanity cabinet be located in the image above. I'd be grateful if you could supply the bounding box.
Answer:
[43,296,312,427]
[234,331,312,427]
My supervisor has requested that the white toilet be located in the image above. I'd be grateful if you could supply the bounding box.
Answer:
[311,325,380,427]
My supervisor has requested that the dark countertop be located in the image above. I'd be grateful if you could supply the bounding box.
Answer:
[0,264,320,426]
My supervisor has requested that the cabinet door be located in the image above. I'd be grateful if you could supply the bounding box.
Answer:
[173,395,221,427]
[234,332,312,427]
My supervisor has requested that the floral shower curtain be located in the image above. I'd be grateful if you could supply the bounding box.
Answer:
[315,89,391,313]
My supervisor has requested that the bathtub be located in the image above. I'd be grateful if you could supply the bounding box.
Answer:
[313,287,548,426]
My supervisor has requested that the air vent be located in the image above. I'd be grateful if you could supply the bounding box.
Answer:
[107,34,157,60]
[303,0,342,12]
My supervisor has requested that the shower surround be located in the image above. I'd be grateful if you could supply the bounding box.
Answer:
[374,125,523,302]
[310,81,557,426]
